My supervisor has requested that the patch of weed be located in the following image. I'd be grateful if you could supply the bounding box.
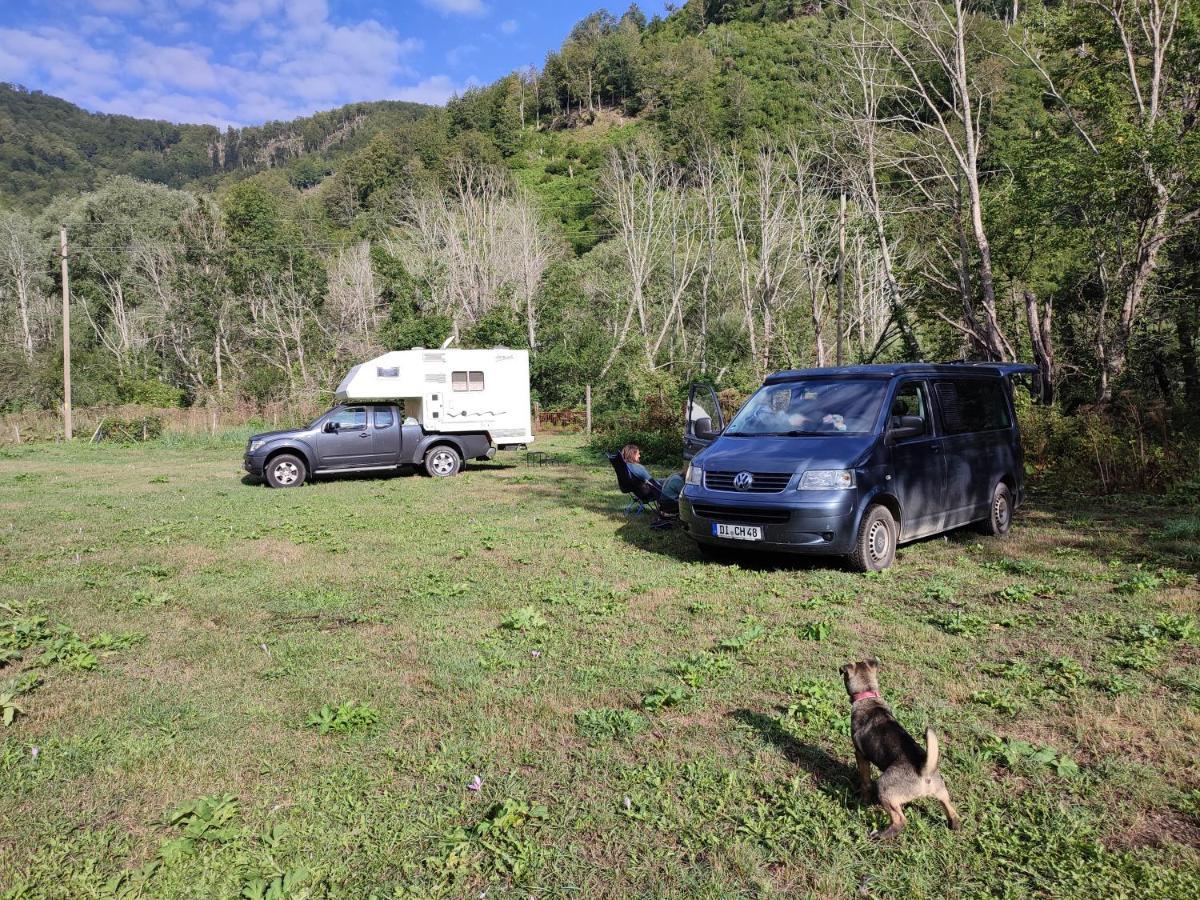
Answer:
[305,701,379,735]
[574,707,648,741]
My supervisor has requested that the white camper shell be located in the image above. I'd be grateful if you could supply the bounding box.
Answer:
[335,348,534,447]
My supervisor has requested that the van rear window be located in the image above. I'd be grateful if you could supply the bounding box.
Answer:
[935,380,1011,434]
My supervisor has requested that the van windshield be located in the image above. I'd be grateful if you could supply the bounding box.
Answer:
[724,380,887,436]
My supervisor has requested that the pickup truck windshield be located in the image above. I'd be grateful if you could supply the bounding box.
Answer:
[725,379,886,436]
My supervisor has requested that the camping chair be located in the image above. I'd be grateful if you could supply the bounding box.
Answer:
[606,453,680,519]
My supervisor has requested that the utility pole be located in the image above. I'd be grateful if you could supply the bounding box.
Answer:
[836,191,846,367]
[60,224,72,440]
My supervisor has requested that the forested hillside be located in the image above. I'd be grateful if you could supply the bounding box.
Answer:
[0,0,1197,485]
[0,84,429,208]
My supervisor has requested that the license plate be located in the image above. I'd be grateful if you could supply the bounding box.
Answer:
[712,523,763,541]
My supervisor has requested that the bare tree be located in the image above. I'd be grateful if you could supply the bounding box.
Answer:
[846,0,1012,360]
[599,142,669,375]
[327,241,383,360]
[0,212,44,362]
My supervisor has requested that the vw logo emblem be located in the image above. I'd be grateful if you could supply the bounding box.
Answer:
[733,471,754,491]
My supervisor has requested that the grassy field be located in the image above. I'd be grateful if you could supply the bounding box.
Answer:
[1,434,1199,898]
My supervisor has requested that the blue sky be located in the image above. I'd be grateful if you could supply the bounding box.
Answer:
[0,0,662,127]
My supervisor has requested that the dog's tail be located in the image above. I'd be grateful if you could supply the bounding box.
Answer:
[921,727,940,778]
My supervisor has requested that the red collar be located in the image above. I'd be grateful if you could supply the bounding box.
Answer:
[851,690,880,703]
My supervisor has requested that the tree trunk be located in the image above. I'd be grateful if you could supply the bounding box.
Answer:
[1022,289,1054,403]
[1178,299,1199,409]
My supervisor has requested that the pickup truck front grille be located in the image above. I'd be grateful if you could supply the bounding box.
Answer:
[690,503,792,525]
[704,470,793,493]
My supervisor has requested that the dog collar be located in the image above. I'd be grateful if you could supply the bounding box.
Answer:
[851,690,880,703]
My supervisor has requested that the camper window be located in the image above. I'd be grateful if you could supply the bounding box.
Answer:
[452,371,486,392]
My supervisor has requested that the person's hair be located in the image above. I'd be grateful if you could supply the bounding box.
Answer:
[621,444,641,463]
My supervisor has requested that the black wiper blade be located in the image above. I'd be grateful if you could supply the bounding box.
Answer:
[760,430,828,436]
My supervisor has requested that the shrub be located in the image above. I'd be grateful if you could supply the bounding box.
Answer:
[97,415,164,443]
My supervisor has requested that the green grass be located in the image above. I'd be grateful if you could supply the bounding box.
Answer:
[1,436,1199,897]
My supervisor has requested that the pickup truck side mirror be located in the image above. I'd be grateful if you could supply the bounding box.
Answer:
[323,421,339,434]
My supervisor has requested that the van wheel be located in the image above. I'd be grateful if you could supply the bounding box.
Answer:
[848,505,896,572]
[266,453,306,488]
[979,483,1013,536]
[424,445,461,477]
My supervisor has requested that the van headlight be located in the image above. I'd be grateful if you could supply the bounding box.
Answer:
[798,469,855,490]
[685,464,704,486]
[248,439,266,452]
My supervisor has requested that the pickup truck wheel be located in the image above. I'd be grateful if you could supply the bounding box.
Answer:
[265,453,306,488]
[424,446,461,478]
[847,504,896,572]
[978,483,1013,536]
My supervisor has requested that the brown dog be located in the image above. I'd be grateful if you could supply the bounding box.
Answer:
[840,658,961,839]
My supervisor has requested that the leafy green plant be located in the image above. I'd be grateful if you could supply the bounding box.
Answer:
[440,798,548,881]
[980,736,1080,777]
[1,690,24,726]
[1109,644,1163,671]
[715,620,764,653]
[574,707,648,741]
[159,793,242,861]
[642,683,689,710]
[670,652,733,687]
[1114,571,1161,595]
[305,700,379,735]
[924,582,956,602]
[783,677,850,735]
[37,628,98,670]
[1000,583,1037,603]
[500,606,548,631]
[1095,674,1138,696]
[1044,657,1086,694]
[797,621,831,642]
[969,689,1023,715]
[241,868,311,900]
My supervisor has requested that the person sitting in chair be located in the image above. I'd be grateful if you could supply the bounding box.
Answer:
[621,444,684,525]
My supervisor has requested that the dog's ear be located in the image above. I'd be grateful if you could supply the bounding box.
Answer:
[839,662,852,676]
[865,657,880,670]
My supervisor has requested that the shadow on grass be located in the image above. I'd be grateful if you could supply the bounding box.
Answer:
[729,708,860,799]
[241,461,517,489]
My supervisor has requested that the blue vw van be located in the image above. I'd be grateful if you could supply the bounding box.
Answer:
[680,364,1037,571]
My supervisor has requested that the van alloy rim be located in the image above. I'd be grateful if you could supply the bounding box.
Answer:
[431,450,456,475]
[274,461,299,485]
[867,518,890,562]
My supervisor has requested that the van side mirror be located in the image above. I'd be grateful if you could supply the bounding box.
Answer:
[887,416,925,441]
[323,421,338,434]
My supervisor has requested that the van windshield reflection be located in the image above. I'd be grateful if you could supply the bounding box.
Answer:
[724,380,886,436]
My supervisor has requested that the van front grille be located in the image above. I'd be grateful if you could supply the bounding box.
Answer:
[704,471,793,493]
[690,503,792,525]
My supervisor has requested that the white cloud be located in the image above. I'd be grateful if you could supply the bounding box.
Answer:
[1,3,450,126]
[87,0,144,13]
[446,44,477,67]
[499,19,518,35]
[391,75,470,105]
[422,0,487,16]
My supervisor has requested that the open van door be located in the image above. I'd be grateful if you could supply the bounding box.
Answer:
[684,383,725,461]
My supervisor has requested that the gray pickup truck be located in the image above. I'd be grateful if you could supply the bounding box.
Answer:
[243,403,495,487]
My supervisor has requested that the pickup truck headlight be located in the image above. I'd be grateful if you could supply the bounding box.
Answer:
[798,469,855,490]
[685,464,703,486]
[248,439,266,453]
